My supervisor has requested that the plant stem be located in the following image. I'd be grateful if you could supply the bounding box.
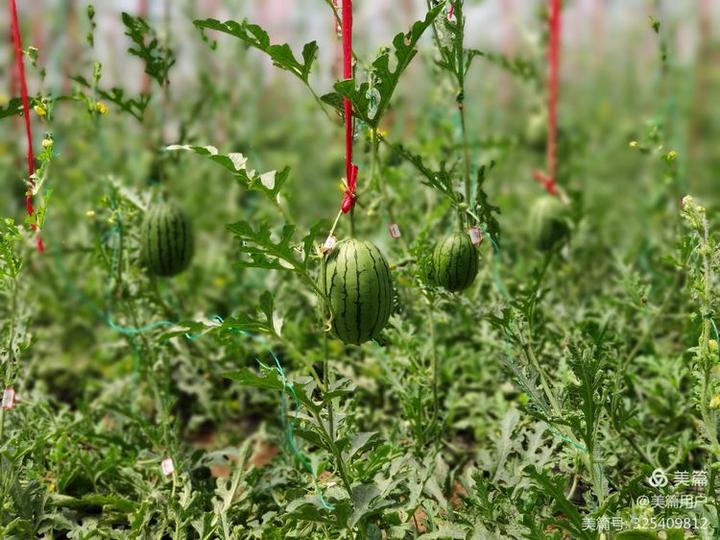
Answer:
[323,332,334,442]
[699,216,719,448]
[458,102,472,212]
[429,303,440,427]
[318,262,352,495]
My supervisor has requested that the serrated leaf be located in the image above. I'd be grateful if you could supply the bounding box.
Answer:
[122,12,176,86]
[0,97,22,119]
[526,467,593,540]
[166,144,289,200]
[468,49,539,83]
[73,75,150,121]
[224,368,318,414]
[194,19,318,84]
[322,4,443,127]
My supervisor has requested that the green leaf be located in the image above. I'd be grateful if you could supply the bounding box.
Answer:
[224,368,318,414]
[349,484,381,528]
[49,494,136,513]
[321,4,443,127]
[166,144,289,201]
[193,18,318,84]
[473,164,502,248]
[526,467,594,540]
[227,220,300,271]
[468,49,539,83]
[0,97,22,120]
[616,531,659,540]
[121,12,176,86]
[73,76,150,121]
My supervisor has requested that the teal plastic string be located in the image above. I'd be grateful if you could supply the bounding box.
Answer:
[57,189,334,508]
[256,353,335,511]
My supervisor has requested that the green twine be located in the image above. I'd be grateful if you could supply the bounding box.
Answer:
[56,200,335,508]
[256,353,336,511]
[544,422,588,453]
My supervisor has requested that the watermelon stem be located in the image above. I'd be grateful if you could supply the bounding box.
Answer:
[321,331,353,494]
[429,302,440,429]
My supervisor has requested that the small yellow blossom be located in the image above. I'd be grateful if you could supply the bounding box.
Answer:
[629,140,638,148]
[34,103,47,117]
[85,210,96,218]
[710,395,720,409]
[41,138,53,149]
[95,101,108,115]
[666,150,678,162]
[710,339,718,354]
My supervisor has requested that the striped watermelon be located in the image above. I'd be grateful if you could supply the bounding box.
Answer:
[141,202,194,276]
[529,196,569,251]
[323,239,393,345]
[430,232,479,292]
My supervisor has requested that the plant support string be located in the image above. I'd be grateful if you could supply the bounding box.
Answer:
[9,0,43,253]
[340,0,357,214]
[533,0,563,201]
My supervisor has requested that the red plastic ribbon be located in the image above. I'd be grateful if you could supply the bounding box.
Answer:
[340,0,357,214]
[547,0,560,185]
[534,0,561,198]
[9,0,43,253]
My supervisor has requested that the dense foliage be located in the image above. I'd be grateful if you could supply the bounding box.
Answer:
[1,1,720,538]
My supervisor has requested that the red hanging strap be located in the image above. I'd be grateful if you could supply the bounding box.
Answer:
[339,0,357,214]
[533,0,561,198]
[9,0,43,253]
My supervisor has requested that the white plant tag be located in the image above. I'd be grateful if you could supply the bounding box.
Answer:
[161,457,175,476]
[322,235,337,254]
[468,227,483,246]
[389,223,401,239]
[2,388,15,410]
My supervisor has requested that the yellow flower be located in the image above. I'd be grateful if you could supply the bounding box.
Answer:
[95,101,108,115]
[34,103,47,117]
[85,210,96,218]
[710,395,720,409]
[628,140,638,148]
[666,150,678,162]
[710,340,718,354]
[41,138,53,149]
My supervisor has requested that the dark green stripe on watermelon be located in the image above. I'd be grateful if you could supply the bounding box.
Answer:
[323,239,393,345]
[431,232,479,292]
[529,196,569,251]
[141,202,194,277]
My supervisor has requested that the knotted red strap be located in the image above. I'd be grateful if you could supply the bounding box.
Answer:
[9,0,43,252]
[533,0,561,198]
[339,0,357,214]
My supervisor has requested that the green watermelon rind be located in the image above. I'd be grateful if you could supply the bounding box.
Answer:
[323,239,393,345]
[141,202,194,277]
[430,232,479,292]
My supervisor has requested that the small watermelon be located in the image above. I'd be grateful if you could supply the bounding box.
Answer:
[141,201,194,276]
[529,196,569,251]
[430,232,479,292]
[323,239,393,345]
[525,110,548,152]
